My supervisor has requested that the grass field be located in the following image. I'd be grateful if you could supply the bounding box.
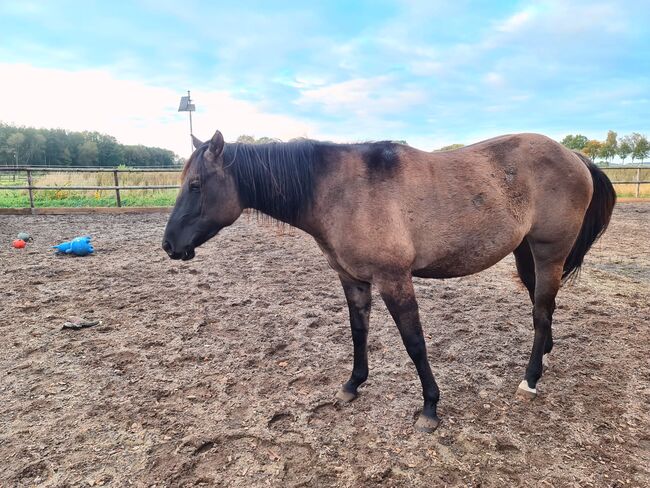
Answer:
[602,167,650,197]
[0,167,648,208]
[0,171,178,208]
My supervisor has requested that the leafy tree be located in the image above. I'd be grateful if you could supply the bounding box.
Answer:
[627,132,649,164]
[236,135,257,144]
[617,136,633,164]
[78,141,99,166]
[437,143,464,151]
[560,134,588,151]
[6,132,26,165]
[21,133,47,165]
[236,135,282,144]
[599,130,617,163]
[582,140,602,161]
[0,122,180,167]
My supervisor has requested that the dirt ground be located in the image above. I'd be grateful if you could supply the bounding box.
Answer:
[1,204,648,487]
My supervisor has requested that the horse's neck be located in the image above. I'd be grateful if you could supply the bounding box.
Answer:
[246,201,319,236]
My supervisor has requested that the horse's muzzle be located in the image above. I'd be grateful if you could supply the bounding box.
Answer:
[162,240,195,261]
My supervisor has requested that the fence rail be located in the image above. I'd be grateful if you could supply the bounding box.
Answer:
[0,167,181,213]
[0,166,648,213]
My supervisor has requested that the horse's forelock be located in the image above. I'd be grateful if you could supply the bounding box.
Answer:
[181,145,208,182]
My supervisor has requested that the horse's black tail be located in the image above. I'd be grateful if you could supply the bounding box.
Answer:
[562,152,616,282]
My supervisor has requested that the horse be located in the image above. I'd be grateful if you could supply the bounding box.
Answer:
[162,130,615,432]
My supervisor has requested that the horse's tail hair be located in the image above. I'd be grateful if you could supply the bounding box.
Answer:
[562,152,616,282]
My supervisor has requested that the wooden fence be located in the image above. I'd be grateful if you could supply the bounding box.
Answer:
[0,167,180,213]
[0,165,648,214]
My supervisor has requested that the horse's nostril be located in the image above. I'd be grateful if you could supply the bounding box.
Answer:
[162,240,173,254]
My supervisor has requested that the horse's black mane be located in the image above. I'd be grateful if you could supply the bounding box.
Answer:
[223,140,327,223]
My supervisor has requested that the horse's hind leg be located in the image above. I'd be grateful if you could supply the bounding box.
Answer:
[517,242,564,399]
[336,278,371,402]
[375,274,440,432]
[514,238,552,369]
[514,238,535,303]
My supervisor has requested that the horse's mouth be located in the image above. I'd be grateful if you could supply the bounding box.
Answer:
[163,244,195,261]
[181,247,196,261]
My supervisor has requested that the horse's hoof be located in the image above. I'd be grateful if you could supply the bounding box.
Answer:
[516,380,537,400]
[542,354,550,371]
[415,414,440,433]
[335,388,357,403]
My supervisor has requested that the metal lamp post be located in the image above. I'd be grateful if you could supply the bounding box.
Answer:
[178,90,196,154]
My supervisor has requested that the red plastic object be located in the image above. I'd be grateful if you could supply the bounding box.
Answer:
[12,239,26,249]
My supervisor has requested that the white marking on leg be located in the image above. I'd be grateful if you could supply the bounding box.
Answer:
[518,380,537,394]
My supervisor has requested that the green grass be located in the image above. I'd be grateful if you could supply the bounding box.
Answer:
[0,170,179,208]
[0,189,177,208]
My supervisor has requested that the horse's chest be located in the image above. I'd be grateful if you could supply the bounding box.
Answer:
[313,239,362,281]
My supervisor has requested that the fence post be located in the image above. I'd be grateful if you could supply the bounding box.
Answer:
[113,170,122,207]
[636,167,641,198]
[27,169,35,214]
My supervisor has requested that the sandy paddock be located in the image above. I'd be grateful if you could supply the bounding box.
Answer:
[0,203,648,487]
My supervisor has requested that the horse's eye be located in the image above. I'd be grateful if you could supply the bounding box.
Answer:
[189,181,201,192]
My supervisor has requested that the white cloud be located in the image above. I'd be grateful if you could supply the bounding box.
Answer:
[0,63,315,157]
[496,8,535,33]
[483,72,505,87]
[295,76,426,117]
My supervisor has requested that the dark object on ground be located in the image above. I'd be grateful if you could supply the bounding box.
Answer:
[61,319,101,330]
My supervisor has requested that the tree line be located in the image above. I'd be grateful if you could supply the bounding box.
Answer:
[560,131,649,165]
[2,123,647,168]
[239,134,650,164]
[0,123,180,168]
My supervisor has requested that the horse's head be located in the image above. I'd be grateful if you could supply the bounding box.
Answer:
[162,130,243,260]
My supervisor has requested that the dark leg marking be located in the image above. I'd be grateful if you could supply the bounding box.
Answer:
[514,238,552,373]
[336,278,371,402]
[518,260,562,399]
[514,238,535,303]
[377,276,440,432]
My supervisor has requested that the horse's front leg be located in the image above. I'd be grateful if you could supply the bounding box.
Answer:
[376,274,441,433]
[336,278,371,402]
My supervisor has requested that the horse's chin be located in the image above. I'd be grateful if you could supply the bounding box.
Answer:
[191,227,221,249]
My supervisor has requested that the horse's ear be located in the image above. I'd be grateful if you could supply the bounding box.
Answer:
[208,130,225,157]
[191,135,203,150]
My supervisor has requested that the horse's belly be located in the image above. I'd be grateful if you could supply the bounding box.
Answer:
[411,232,523,279]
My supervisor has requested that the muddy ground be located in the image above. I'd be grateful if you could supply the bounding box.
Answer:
[1,204,648,487]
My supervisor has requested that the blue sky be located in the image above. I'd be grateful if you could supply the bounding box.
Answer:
[0,0,648,156]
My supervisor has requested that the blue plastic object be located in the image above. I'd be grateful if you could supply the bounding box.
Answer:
[53,236,94,256]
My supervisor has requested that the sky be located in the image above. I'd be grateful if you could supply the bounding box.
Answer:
[0,0,648,158]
